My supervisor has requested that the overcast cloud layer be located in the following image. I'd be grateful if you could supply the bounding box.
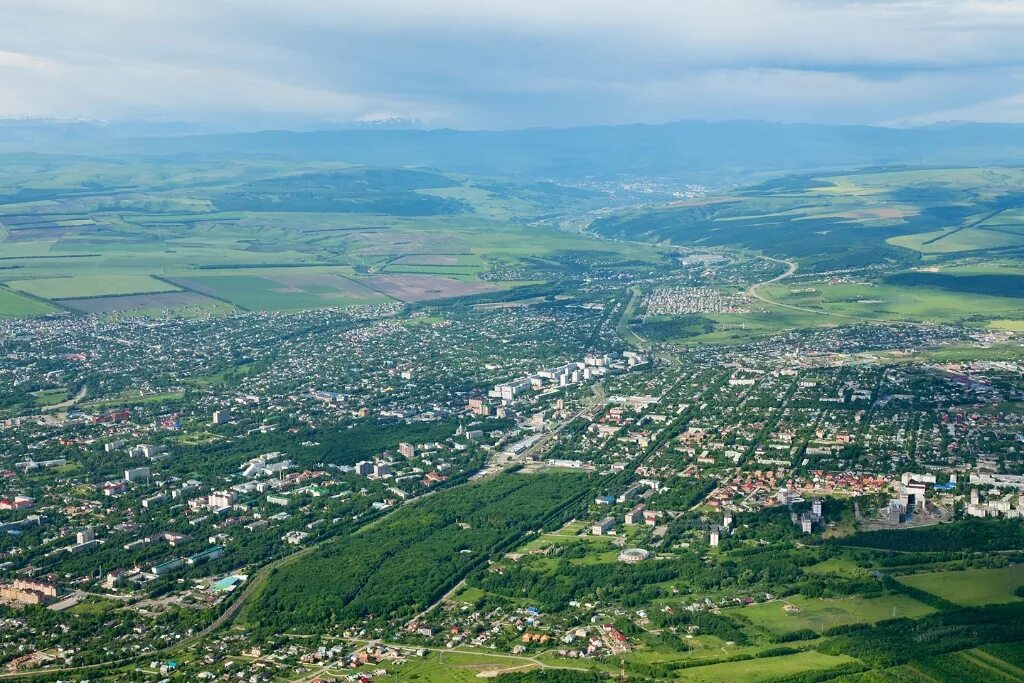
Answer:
[1,0,1023,129]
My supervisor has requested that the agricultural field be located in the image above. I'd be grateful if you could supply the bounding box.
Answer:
[390,253,483,267]
[0,157,667,317]
[0,286,57,316]
[7,274,179,300]
[360,273,503,302]
[168,270,392,311]
[14,160,1023,328]
[57,291,233,316]
[896,566,1024,607]
[889,225,1024,255]
[583,166,1024,337]
[908,648,1024,683]
[386,253,487,275]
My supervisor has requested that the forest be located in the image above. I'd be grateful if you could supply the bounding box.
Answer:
[835,519,1024,553]
[241,472,594,634]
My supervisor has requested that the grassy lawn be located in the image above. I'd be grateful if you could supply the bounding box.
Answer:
[401,315,446,326]
[804,553,863,576]
[676,650,856,682]
[896,566,1024,606]
[733,594,934,635]
[450,586,487,605]
[68,596,123,616]
[987,319,1024,331]
[33,388,70,407]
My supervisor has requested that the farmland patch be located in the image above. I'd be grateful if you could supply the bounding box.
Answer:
[360,274,502,301]
[57,291,231,314]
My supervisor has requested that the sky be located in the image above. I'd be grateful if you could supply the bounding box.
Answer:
[1,0,1023,130]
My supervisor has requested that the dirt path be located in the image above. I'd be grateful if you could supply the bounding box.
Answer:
[405,579,466,628]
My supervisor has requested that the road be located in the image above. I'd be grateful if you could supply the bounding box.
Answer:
[745,254,884,322]
[745,255,797,300]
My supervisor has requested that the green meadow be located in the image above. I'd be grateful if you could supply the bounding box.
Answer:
[760,277,1024,325]
[897,566,1024,607]
[733,594,935,635]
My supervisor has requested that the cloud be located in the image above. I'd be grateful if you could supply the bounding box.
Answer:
[0,0,1021,127]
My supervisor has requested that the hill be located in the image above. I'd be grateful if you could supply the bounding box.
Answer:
[2,119,1023,183]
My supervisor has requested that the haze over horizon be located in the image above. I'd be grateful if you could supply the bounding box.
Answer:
[2,0,1024,130]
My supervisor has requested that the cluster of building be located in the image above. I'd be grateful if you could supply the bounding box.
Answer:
[489,351,649,405]
[0,580,59,606]
[966,486,1024,519]
[643,286,748,315]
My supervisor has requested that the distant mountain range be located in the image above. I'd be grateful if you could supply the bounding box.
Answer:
[1,118,1022,183]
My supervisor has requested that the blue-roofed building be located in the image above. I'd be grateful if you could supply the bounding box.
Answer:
[212,575,242,593]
